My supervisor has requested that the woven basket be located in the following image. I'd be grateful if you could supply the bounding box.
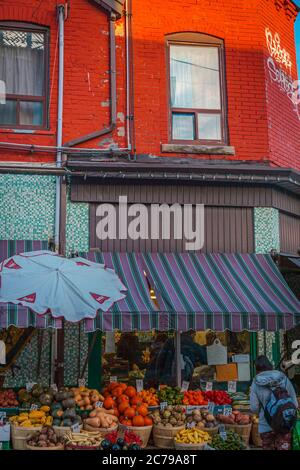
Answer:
[120,425,153,448]
[53,425,82,438]
[153,424,185,449]
[25,443,64,451]
[83,422,118,437]
[174,441,206,451]
[11,425,42,450]
[234,424,252,445]
[65,442,100,451]
[251,423,262,447]
[204,425,219,437]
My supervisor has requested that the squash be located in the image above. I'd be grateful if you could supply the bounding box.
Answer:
[62,398,76,409]
[53,418,61,426]
[62,418,73,427]
[40,405,50,413]
[85,417,100,428]
[63,408,76,419]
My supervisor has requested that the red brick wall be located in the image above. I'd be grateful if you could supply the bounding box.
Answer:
[0,0,299,169]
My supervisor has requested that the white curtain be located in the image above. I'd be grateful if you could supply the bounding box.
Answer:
[170,45,221,110]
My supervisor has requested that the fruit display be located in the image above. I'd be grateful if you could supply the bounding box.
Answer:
[183,390,208,406]
[157,387,184,405]
[217,410,250,425]
[204,390,232,405]
[186,409,218,429]
[150,405,187,427]
[9,407,53,427]
[51,389,82,427]
[231,392,250,410]
[136,389,159,407]
[175,428,211,445]
[18,384,55,408]
[101,430,142,450]
[64,430,103,449]
[0,389,19,408]
[73,386,104,411]
[26,426,64,448]
[211,430,247,450]
[85,408,118,429]
[102,382,152,427]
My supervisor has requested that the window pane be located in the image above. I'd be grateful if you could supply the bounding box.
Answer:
[20,101,43,126]
[0,99,16,125]
[172,113,194,140]
[198,113,221,140]
[170,44,220,110]
[0,29,45,96]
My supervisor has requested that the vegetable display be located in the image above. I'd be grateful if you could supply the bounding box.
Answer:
[151,405,186,427]
[211,430,247,450]
[10,408,53,427]
[0,389,19,408]
[26,426,64,448]
[204,390,232,405]
[136,389,159,407]
[217,411,250,425]
[101,429,142,450]
[64,430,103,449]
[85,407,118,429]
[186,409,218,429]
[73,386,104,411]
[18,385,55,408]
[157,387,184,405]
[175,428,211,445]
[50,388,82,427]
[183,390,208,406]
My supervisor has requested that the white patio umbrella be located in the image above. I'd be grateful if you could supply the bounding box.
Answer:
[0,250,127,322]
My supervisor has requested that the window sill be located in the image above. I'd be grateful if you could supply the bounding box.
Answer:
[0,129,55,136]
[161,144,235,156]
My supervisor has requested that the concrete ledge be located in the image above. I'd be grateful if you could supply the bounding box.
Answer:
[161,144,235,156]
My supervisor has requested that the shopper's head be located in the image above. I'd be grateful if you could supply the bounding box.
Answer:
[255,355,273,374]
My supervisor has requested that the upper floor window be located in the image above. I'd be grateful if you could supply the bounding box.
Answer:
[167,33,227,145]
[0,23,48,129]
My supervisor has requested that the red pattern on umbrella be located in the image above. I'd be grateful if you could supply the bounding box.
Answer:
[76,261,90,267]
[17,293,36,303]
[4,259,22,270]
[90,293,110,304]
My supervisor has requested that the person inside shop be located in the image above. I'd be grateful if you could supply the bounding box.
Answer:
[145,330,207,387]
[143,332,168,388]
[116,332,141,369]
[250,355,298,450]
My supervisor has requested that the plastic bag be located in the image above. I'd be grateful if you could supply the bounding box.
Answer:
[293,420,300,450]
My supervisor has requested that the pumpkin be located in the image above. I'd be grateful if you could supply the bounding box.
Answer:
[118,401,130,414]
[117,395,129,405]
[137,405,148,417]
[144,416,153,426]
[125,386,136,398]
[124,407,135,418]
[132,415,144,427]
[122,418,132,426]
[103,397,115,410]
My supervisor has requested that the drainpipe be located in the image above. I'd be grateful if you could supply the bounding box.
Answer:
[125,0,131,152]
[63,13,117,147]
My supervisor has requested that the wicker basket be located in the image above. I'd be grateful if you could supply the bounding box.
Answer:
[65,442,100,451]
[120,425,153,448]
[234,424,252,445]
[83,422,118,437]
[25,443,64,451]
[204,425,219,437]
[174,441,206,451]
[11,425,42,450]
[53,425,82,438]
[153,424,185,449]
[251,423,262,447]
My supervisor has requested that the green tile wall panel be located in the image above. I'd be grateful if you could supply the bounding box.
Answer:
[254,207,280,254]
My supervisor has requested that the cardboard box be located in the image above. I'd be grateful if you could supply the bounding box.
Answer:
[237,363,251,381]
[216,363,238,382]
[0,424,10,442]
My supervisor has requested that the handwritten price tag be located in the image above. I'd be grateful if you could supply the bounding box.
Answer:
[71,423,80,433]
[205,381,213,392]
[136,379,143,392]
[110,376,117,383]
[78,378,86,387]
[187,421,196,429]
[228,381,237,393]
[219,425,227,441]
[50,383,58,392]
[30,404,39,411]
[160,402,168,411]
[208,402,215,414]
[95,401,103,408]
[26,382,36,392]
[223,405,232,416]
[117,424,126,439]
[181,381,189,392]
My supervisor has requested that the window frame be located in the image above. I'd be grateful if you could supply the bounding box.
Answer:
[166,33,228,146]
[0,21,49,130]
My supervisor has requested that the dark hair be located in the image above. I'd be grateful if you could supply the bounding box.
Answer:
[255,355,273,373]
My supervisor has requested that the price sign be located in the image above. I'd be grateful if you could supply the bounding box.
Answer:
[186,406,196,414]
[223,405,232,416]
[26,382,36,392]
[136,379,143,392]
[95,401,103,408]
[205,381,213,392]
[0,442,2,450]
[50,383,58,392]
[181,381,189,392]
[0,412,7,420]
[219,424,227,441]
[208,402,215,414]
[160,402,168,411]
[71,423,80,433]
[30,404,39,411]
[117,424,126,439]
[187,421,196,429]
[110,376,117,383]
[78,378,86,387]
[228,381,237,393]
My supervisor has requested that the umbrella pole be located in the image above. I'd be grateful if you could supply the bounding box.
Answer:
[50,330,57,385]
[175,331,181,388]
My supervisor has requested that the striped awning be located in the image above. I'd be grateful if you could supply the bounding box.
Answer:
[0,241,62,330]
[81,252,300,332]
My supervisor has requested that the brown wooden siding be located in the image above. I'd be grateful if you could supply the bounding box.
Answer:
[280,212,300,254]
[71,180,300,217]
[90,204,254,253]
